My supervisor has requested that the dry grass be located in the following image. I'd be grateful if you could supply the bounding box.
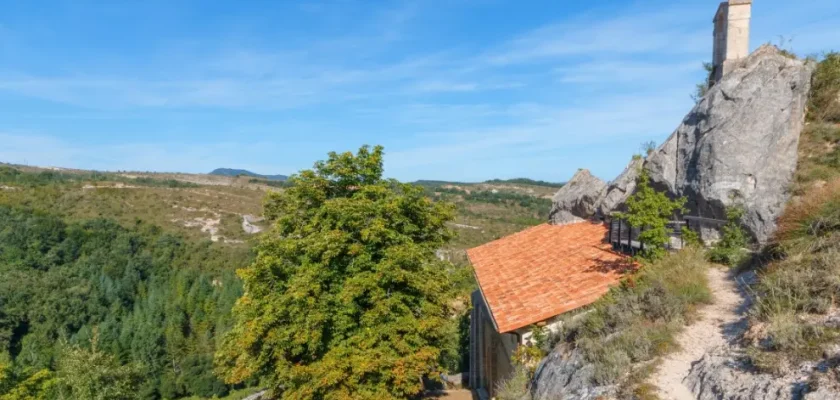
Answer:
[748,178,840,373]
[777,179,840,251]
[808,53,840,124]
[0,179,265,245]
[553,248,712,386]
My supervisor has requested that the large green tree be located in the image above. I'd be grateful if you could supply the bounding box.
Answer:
[215,146,457,400]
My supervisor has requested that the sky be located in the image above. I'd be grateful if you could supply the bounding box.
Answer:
[0,0,838,182]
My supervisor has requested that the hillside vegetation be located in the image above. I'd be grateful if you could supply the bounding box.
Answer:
[741,52,840,383]
[794,53,840,194]
[0,205,249,398]
[0,160,557,399]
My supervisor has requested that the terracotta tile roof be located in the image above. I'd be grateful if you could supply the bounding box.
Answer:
[467,221,634,333]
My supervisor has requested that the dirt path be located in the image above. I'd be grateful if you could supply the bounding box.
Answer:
[650,267,752,399]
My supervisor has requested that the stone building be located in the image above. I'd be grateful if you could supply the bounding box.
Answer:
[711,0,752,86]
[467,221,633,399]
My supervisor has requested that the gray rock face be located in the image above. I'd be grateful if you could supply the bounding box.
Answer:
[598,157,643,215]
[685,349,809,400]
[548,169,606,224]
[686,347,840,400]
[530,347,615,400]
[646,45,815,243]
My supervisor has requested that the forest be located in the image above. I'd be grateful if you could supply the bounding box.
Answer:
[0,162,553,399]
[0,204,251,398]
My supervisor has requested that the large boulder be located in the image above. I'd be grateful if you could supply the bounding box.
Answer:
[645,45,815,243]
[598,157,643,215]
[548,169,606,224]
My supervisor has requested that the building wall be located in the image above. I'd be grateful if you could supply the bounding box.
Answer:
[712,1,751,85]
[469,290,519,399]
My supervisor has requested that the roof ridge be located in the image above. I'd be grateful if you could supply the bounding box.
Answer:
[467,220,596,255]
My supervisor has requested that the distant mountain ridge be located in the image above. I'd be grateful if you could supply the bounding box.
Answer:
[210,168,288,181]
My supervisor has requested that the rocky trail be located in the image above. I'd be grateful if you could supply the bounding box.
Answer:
[650,267,753,399]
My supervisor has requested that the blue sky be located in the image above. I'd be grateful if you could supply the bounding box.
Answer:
[0,0,838,182]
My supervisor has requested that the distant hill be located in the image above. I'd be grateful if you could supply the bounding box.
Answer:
[414,178,564,189]
[210,168,288,181]
[483,178,565,188]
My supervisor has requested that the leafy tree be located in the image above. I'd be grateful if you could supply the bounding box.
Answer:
[617,169,686,261]
[0,369,56,400]
[54,340,144,400]
[216,146,457,400]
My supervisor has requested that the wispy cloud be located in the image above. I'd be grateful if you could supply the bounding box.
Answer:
[481,4,708,66]
[1,0,837,182]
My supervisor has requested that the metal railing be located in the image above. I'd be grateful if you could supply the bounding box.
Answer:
[606,214,727,256]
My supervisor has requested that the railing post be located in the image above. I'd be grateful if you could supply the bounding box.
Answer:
[617,219,623,252]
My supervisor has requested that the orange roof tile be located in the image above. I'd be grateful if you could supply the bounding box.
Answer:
[467,221,634,333]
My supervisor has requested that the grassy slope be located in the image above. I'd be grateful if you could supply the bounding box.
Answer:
[0,169,266,245]
[496,249,713,400]
[744,54,840,377]
[0,166,557,255]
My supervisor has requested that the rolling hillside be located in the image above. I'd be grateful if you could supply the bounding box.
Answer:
[209,168,288,182]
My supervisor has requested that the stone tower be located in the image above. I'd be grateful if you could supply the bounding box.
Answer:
[711,0,752,86]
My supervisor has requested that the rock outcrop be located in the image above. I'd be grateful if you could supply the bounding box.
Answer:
[548,169,606,224]
[530,347,615,400]
[685,349,808,400]
[598,157,643,215]
[685,347,840,400]
[549,46,814,243]
[646,45,814,243]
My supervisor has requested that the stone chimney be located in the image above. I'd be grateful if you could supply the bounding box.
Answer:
[711,0,752,86]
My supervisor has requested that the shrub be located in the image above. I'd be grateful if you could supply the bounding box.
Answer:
[808,52,840,123]
[617,169,686,261]
[494,366,532,400]
[691,62,714,103]
[681,226,701,247]
[707,206,749,266]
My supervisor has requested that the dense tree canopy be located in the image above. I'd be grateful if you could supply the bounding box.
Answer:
[0,205,249,399]
[216,146,458,399]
